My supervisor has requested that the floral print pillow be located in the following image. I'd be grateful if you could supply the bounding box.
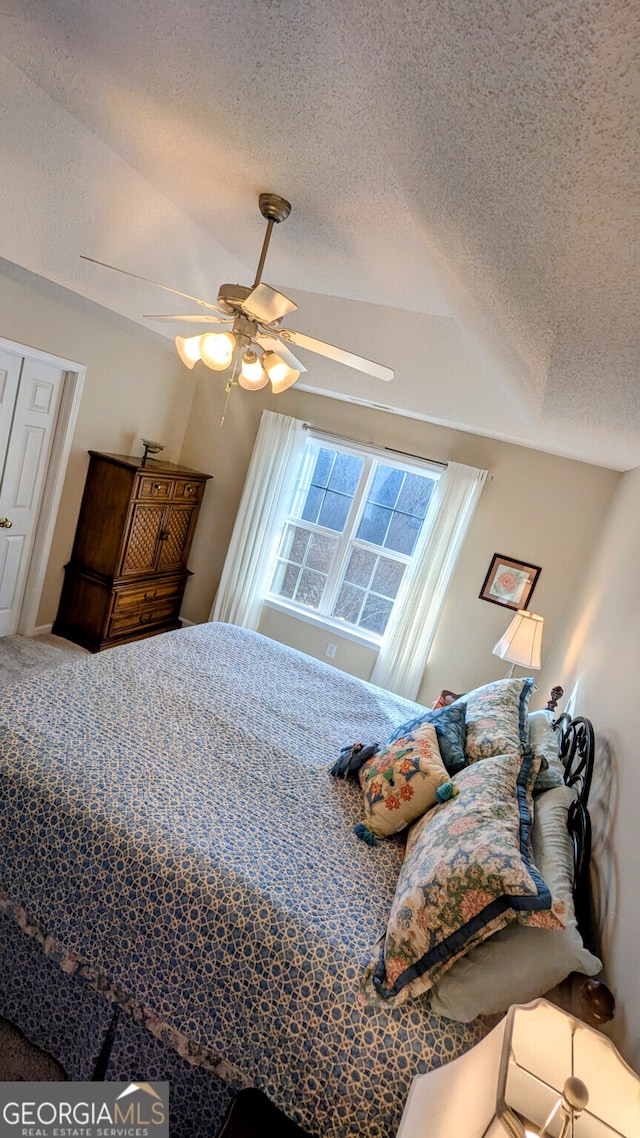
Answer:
[361,750,566,1004]
[358,722,450,838]
[461,676,534,761]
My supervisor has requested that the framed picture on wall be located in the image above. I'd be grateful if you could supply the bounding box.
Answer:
[479,553,541,610]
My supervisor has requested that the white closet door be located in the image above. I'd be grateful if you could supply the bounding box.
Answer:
[0,353,65,637]
[0,350,22,472]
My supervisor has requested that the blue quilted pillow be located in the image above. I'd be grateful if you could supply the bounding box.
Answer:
[387,702,467,775]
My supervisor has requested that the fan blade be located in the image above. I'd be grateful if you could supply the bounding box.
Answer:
[278,329,394,381]
[144,314,233,324]
[81,255,223,313]
[255,333,307,373]
[242,283,297,324]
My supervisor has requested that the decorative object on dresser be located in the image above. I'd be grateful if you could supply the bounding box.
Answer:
[53,451,211,651]
[140,438,165,463]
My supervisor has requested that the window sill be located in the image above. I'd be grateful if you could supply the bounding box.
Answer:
[262,597,382,652]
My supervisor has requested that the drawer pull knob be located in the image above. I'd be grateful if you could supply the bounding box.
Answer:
[143,592,157,601]
[152,482,162,490]
[139,614,153,624]
[185,484,193,494]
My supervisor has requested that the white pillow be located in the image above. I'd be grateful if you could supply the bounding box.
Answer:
[428,784,601,1022]
[529,709,565,793]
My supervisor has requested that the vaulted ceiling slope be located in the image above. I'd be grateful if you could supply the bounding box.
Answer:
[1,0,638,469]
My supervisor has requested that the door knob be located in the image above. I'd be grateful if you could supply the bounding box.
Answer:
[0,517,12,528]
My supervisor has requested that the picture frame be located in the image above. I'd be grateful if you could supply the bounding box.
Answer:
[479,553,541,610]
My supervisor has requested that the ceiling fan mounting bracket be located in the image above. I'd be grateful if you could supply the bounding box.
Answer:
[259,193,291,224]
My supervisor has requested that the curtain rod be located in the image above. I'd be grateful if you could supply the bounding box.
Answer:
[302,423,446,471]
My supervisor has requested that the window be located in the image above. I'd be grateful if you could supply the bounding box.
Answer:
[267,437,441,641]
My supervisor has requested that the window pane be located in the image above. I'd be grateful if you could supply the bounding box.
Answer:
[359,595,393,636]
[282,524,310,564]
[332,582,365,624]
[369,465,403,508]
[344,547,376,588]
[312,448,335,489]
[272,561,300,599]
[318,489,351,532]
[306,533,337,573]
[396,473,436,518]
[328,452,363,494]
[357,502,392,547]
[300,484,324,524]
[385,511,423,556]
[275,440,441,635]
[296,568,325,609]
[372,557,405,599]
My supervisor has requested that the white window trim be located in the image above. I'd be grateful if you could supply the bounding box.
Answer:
[262,596,382,650]
[266,432,444,643]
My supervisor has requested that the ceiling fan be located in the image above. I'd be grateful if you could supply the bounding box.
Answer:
[82,193,394,400]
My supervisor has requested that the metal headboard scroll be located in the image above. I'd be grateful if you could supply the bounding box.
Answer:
[554,713,595,938]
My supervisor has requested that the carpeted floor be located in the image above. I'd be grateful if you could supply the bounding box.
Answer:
[0,632,88,686]
[0,631,86,1078]
[0,1018,67,1080]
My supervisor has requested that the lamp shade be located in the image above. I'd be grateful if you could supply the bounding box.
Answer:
[174,335,202,369]
[238,350,268,390]
[262,351,301,393]
[199,331,236,371]
[396,1000,640,1138]
[493,610,544,671]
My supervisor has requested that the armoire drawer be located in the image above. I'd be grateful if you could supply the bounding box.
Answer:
[112,578,184,613]
[173,478,203,502]
[136,475,174,500]
[108,598,179,639]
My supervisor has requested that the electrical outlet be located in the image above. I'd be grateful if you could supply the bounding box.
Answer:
[325,642,337,659]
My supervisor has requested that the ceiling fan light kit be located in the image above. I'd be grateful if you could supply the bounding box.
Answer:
[199,330,236,370]
[263,351,301,393]
[239,350,270,390]
[83,192,394,417]
[175,334,202,369]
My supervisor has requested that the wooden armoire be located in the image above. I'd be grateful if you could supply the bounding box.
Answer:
[53,451,212,651]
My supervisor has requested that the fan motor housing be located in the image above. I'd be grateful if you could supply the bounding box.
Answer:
[217,283,252,315]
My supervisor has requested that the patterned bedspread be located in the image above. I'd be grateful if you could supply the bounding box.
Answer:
[0,623,487,1136]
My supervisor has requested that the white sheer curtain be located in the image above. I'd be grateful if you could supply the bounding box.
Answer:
[210,410,306,629]
[370,461,488,701]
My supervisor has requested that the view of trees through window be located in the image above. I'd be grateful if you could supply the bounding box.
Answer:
[269,441,439,638]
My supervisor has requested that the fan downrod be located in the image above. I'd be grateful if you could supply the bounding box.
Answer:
[259,193,291,224]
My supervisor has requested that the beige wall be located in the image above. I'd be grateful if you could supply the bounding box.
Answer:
[0,266,195,625]
[179,373,619,706]
[538,466,640,1068]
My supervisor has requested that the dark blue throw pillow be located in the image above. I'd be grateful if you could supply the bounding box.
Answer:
[387,702,467,775]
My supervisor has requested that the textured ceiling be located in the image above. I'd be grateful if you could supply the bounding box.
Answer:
[0,0,639,468]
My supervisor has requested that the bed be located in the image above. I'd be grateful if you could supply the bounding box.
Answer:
[0,622,601,1137]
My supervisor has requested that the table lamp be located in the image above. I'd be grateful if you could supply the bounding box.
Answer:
[493,610,544,677]
[396,999,640,1138]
